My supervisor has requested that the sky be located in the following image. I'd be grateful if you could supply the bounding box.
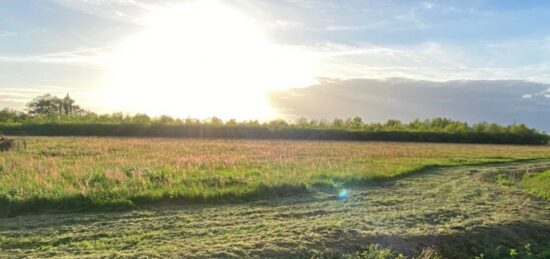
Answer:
[1,0,549,130]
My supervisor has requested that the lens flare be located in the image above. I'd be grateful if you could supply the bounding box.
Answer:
[338,189,349,200]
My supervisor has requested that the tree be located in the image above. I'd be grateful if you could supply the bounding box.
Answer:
[385,119,402,129]
[331,118,344,128]
[226,118,238,126]
[132,113,151,123]
[158,115,175,124]
[60,94,85,116]
[296,117,309,128]
[26,94,61,116]
[0,108,24,122]
[26,93,83,117]
[62,94,75,115]
[268,119,288,128]
[349,116,363,130]
[207,117,223,125]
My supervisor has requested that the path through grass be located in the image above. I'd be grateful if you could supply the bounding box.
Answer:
[1,160,550,258]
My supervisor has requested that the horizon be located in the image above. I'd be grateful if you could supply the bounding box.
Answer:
[1,0,550,130]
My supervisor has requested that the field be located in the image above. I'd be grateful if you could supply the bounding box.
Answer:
[1,137,550,257]
[2,137,550,216]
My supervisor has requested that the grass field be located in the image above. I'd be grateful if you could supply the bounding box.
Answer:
[2,137,550,216]
[1,160,550,258]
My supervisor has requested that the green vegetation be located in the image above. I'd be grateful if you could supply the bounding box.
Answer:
[1,137,550,216]
[1,93,548,144]
[496,169,550,201]
[1,161,549,258]
[522,170,550,200]
[475,244,550,259]
[0,97,549,257]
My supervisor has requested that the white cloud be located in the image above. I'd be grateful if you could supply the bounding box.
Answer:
[0,31,16,37]
[269,20,304,30]
[297,41,550,84]
[51,0,159,24]
[0,46,113,66]
[422,2,434,9]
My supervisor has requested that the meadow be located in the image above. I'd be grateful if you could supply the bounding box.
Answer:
[2,158,550,258]
[1,137,550,217]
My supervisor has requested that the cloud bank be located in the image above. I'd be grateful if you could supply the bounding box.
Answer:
[269,78,550,132]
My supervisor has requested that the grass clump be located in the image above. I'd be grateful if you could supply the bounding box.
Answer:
[522,170,550,200]
[494,169,550,201]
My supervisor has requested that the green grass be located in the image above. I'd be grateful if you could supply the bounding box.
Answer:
[522,170,550,200]
[495,169,550,201]
[1,161,549,258]
[1,137,550,216]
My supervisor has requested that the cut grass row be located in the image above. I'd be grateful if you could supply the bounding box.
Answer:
[1,137,550,216]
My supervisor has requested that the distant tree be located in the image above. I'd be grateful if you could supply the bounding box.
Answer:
[26,94,61,116]
[26,93,84,117]
[430,117,451,129]
[296,117,309,128]
[508,123,532,134]
[243,120,260,126]
[208,117,223,125]
[473,122,488,133]
[132,113,151,123]
[185,118,200,125]
[317,119,329,128]
[385,119,402,129]
[61,94,75,115]
[349,116,363,130]
[331,118,344,128]
[111,112,125,122]
[158,115,175,124]
[309,119,320,128]
[268,119,288,128]
[0,108,24,122]
[226,118,238,126]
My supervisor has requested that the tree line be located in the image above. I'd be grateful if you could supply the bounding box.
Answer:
[0,94,548,144]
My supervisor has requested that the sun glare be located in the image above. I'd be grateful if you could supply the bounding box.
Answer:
[103,0,314,120]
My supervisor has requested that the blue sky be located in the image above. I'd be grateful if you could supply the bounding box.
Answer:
[1,0,549,128]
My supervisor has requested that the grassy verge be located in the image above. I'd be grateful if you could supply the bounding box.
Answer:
[522,170,550,200]
[495,169,550,201]
[1,137,550,216]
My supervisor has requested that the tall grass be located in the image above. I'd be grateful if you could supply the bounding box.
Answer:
[1,137,550,216]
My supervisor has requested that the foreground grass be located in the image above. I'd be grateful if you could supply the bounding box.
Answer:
[522,170,550,200]
[495,169,550,201]
[1,137,550,216]
[1,161,549,258]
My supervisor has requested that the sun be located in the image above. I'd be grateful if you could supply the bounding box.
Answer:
[103,0,314,120]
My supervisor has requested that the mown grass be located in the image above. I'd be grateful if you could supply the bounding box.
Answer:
[1,137,550,216]
[2,161,550,258]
